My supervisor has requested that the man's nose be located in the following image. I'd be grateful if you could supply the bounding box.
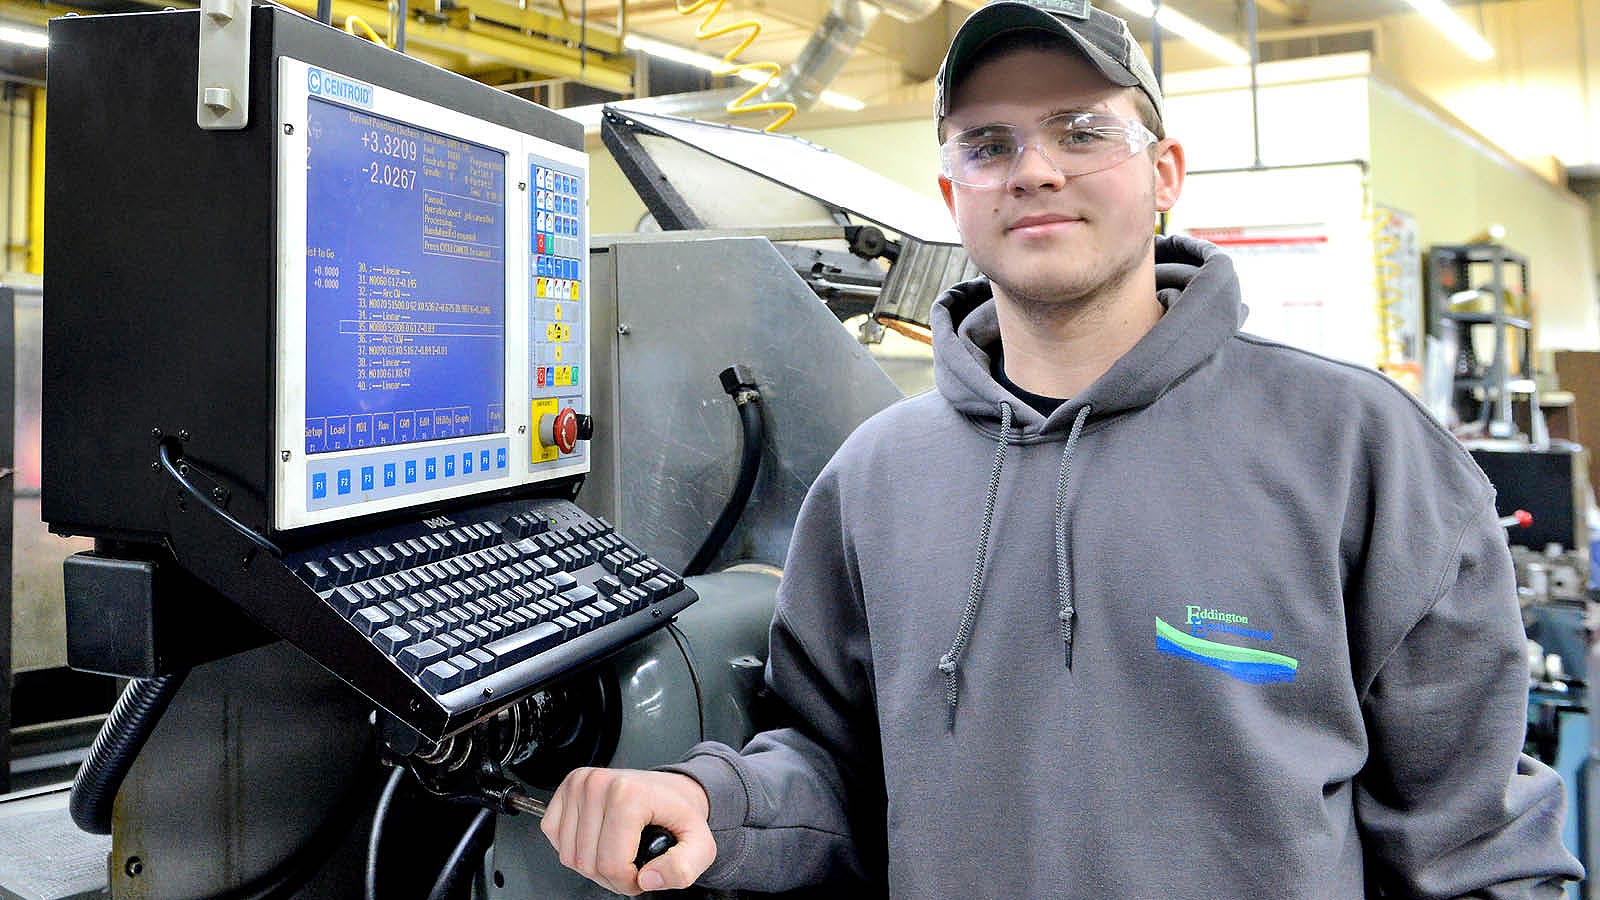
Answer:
[1007,143,1064,192]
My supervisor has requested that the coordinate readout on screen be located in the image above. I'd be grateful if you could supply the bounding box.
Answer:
[303,98,508,455]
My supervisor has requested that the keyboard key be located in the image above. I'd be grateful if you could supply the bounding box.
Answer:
[381,600,409,621]
[643,576,672,602]
[437,631,464,654]
[418,533,446,561]
[448,653,482,683]
[300,560,334,591]
[359,548,386,575]
[465,623,492,646]
[594,517,613,534]
[352,606,391,635]
[576,602,601,630]
[549,572,578,592]
[591,598,621,623]
[503,513,534,539]
[341,552,371,582]
[406,620,434,641]
[421,660,462,693]
[595,576,623,598]
[481,520,505,545]
[563,586,599,607]
[404,537,433,564]
[398,639,448,674]
[468,647,497,673]
[553,614,579,639]
[374,625,414,654]
[391,541,420,569]
[484,622,562,667]
[330,586,365,616]
[326,554,354,586]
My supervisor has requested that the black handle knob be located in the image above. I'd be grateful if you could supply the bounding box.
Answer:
[634,824,675,869]
[575,414,594,441]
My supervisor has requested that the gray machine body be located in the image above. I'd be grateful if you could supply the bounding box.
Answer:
[581,235,905,575]
[99,236,903,897]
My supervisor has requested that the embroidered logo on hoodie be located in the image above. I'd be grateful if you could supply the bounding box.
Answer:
[1155,610,1298,685]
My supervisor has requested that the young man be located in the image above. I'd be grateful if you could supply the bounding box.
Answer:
[543,3,1584,896]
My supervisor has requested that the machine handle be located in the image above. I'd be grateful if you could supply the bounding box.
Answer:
[635,824,676,868]
[504,789,676,870]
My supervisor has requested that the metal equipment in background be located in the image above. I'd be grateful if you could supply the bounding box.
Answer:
[599,107,979,343]
[1473,442,1598,900]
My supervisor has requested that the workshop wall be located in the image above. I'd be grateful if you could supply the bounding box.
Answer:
[1367,79,1600,351]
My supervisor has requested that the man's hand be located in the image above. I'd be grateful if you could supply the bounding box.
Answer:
[541,768,716,895]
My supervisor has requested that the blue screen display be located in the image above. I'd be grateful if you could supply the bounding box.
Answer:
[303,98,506,455]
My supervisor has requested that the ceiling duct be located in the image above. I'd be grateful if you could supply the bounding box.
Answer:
[772,0,941,110]
[616,0,940,120]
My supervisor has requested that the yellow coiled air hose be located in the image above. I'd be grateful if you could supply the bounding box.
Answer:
[674,0,798,131]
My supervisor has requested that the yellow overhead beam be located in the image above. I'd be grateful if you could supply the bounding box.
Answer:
[33,0,634,94]
[281,0,635,93]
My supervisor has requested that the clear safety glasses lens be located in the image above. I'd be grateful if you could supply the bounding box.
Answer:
[940,113,1157,188]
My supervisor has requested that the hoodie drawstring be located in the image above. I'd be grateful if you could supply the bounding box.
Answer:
[939,401,1012,730]
[1054,405,1091,669]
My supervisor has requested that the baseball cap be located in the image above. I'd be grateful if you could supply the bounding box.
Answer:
[935,1,1164,135]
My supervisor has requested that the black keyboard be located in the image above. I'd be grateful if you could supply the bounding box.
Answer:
[276,498,696,739]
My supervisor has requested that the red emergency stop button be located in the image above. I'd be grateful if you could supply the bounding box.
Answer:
[539,407,580,454]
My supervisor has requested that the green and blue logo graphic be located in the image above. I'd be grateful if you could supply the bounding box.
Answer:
[1155,610,1298,685]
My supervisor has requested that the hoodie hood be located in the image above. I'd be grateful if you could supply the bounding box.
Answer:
[930,234,1244,437]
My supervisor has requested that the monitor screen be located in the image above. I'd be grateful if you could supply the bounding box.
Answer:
[302,97,507,455]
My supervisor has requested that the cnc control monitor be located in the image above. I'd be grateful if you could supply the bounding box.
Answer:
[277,59,590,530]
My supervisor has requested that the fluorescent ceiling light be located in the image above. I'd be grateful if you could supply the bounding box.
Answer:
[0,23,47,50]
[1399,0,1493,61]
[1110,1,1249,66]
[622,34,865,111]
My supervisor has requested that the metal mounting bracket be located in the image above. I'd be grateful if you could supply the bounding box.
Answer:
[196,0,250,130]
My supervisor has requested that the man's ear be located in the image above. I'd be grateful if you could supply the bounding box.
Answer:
[939,174,957,219]
[1154,138,1185,213]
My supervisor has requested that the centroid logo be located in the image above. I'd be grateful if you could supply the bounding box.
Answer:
[307,68,374,107]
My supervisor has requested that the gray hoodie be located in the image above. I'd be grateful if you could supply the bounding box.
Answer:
[662,235,1582,898]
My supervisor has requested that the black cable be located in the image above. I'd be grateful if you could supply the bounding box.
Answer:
[316,0,331,23]
[158,441,282,556]
[425,808,494,900]
[366,765,407,900]
[70,672,188,834]
[686,371,765,576]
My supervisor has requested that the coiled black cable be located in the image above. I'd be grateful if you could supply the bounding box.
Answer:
[69,672,189,834]
[686,368,765,577]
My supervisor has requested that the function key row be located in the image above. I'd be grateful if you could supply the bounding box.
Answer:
[299,521,507,590]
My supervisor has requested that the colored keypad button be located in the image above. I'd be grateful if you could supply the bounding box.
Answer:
[311,473,327,499]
